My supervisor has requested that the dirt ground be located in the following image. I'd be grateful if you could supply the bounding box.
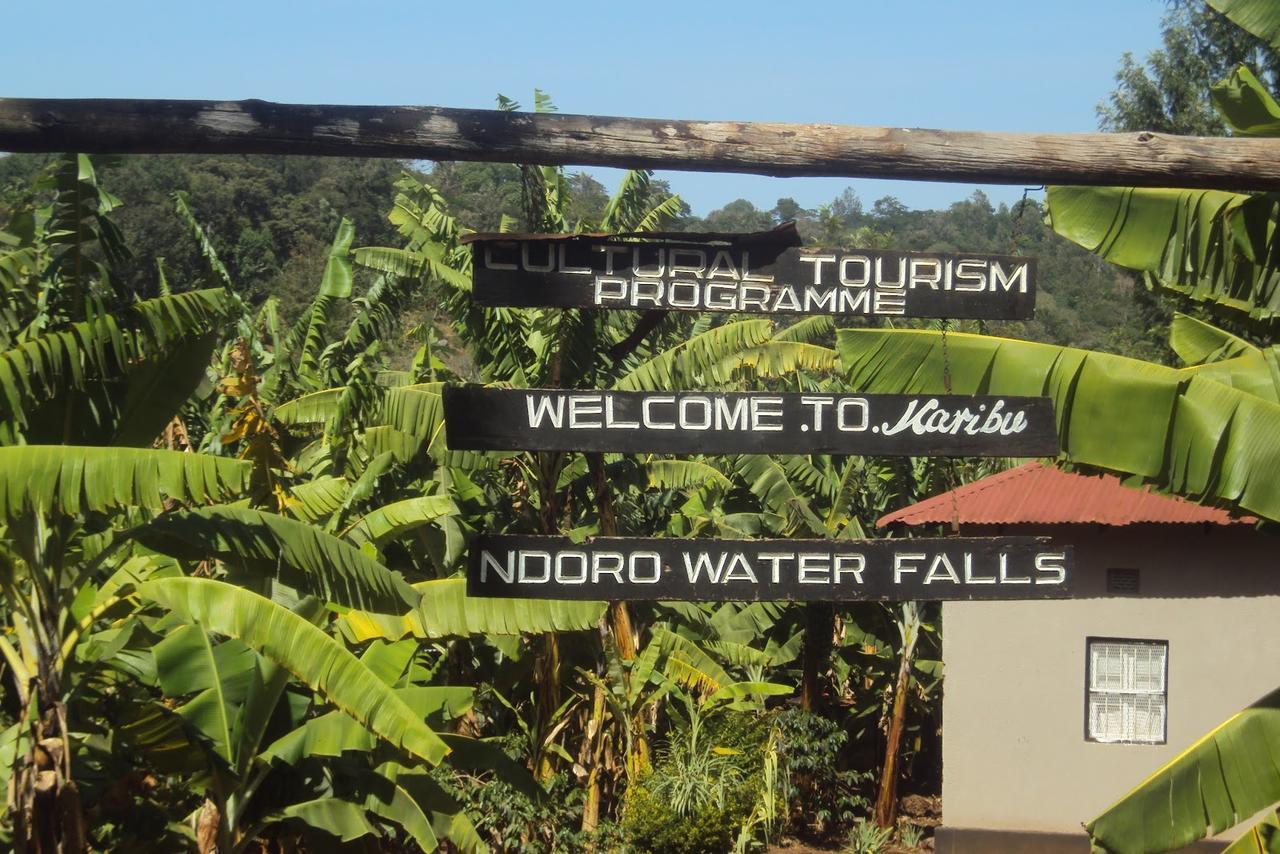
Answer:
[767,795,941,854]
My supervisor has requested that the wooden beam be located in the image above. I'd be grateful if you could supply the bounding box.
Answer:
[1,97,1278,190]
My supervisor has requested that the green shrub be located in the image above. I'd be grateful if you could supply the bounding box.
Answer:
[775,708,875,839]
[622,708,774,854]
[623,775,755,854]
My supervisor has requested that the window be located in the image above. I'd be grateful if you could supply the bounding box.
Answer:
[1086,638,1167,744]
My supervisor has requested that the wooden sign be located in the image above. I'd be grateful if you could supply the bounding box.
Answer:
[468,235,1035,320]
[442,387,1059,457]
[467,534,1073,601]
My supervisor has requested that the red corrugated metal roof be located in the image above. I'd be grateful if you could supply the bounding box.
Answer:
[876,462,1255,528]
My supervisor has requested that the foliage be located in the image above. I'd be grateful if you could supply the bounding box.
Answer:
[1098,0,1280,135]
[0,91,1034,851]
[775,708,874,839]
[838,323,1280,523]
[844,818,894,854]
[1088,688,1280,853]
[441,765,624,854]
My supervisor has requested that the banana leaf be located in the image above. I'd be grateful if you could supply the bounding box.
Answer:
[139,577,449,766]
[338,578,606,642]
[344,495,459,549]
[836,328,1280,523]
[1208,0,1280,50]
[1225,812,1280,853]
[1046,184,1280,324]
[277,798,375,842]
[135,506,419,612]
[0,445,251,520]
[153,625,257,765]
[1088,688,1280,853]
[1211,65,1280,136]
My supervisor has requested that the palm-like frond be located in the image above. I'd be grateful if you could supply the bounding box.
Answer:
[838,327,1280,522]
[134,506,419,612]
[1087,687,1280,853]
[287,476,351,523]
[338,579,606,642]
[139,577,450,766]
[1047,184,1280,324]
[0,289,236,441]
[172,192,233,291]
[649,626,733,694]
[613,319,774,391]
[644,460,731,491]
[275,388,344,428]
[0,445,250,521]
[344,496,459,550]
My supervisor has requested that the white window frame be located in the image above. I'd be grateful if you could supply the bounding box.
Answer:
[1085,637,1168,745]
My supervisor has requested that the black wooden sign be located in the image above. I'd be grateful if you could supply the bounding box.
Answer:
[467,534,1073,601]
[442,387,1059,457]
[468,235,1035,320]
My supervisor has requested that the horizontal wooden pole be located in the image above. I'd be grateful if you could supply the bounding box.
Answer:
[1,97,1279,190]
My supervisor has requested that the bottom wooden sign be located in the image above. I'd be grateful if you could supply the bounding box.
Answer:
[467,535,1072,602]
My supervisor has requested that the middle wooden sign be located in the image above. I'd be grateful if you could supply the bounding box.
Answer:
[466,233,1036,320]
[442,387,1060,457]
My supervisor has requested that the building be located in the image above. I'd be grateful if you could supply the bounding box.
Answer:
[877,462,1277,853]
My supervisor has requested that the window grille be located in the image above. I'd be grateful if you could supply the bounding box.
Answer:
[1086,638,1167,744]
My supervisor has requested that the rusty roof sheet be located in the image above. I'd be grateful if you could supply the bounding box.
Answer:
[877,462,1256,528]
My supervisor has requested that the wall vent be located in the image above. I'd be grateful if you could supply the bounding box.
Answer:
[1107,568,1141,595]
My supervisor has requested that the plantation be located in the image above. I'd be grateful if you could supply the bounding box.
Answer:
[6,2,1280,852]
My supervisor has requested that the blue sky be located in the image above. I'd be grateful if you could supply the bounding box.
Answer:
[6,0,1166,214]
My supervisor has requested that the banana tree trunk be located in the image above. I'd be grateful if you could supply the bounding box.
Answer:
[582,453,648,818]
[873,603,921,828]
[801,603,834,712]
[579,682,607,834]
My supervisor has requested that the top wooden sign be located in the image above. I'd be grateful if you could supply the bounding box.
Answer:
[467,233,1035,320]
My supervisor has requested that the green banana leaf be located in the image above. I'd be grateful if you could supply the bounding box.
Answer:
[344,495,459,550]
[1211,65,1280,136]
[139,577,449,766]
[297,218,355,385]
[650,626,734,694]
[359,768,440,852]
[644,460,732,491]
[260,687,472,765]
[1225,812,1280,853]
[1088,689,1280,853]
[275,388,344,427]
[361,761,489,853]
[134,506,419,612]
[109,331,222,447]
[1170,313,1260,365]
[1209,0,1280,49]
[836,328,1280,523]
[0,445,251,520]
[153,624,257,765]
[286,476,351,523]
[1046,184,1280,323]
[277,798,375,842]
[613,318,774,391]
[0,289,236,442]
[338,578,606,642]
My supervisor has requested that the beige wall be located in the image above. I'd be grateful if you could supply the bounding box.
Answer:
[941,523,1280,836]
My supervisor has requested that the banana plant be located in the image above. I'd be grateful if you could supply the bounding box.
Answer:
[837,317,1280,524]
[839,316,1280,847]
[1045,0,1280,327]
